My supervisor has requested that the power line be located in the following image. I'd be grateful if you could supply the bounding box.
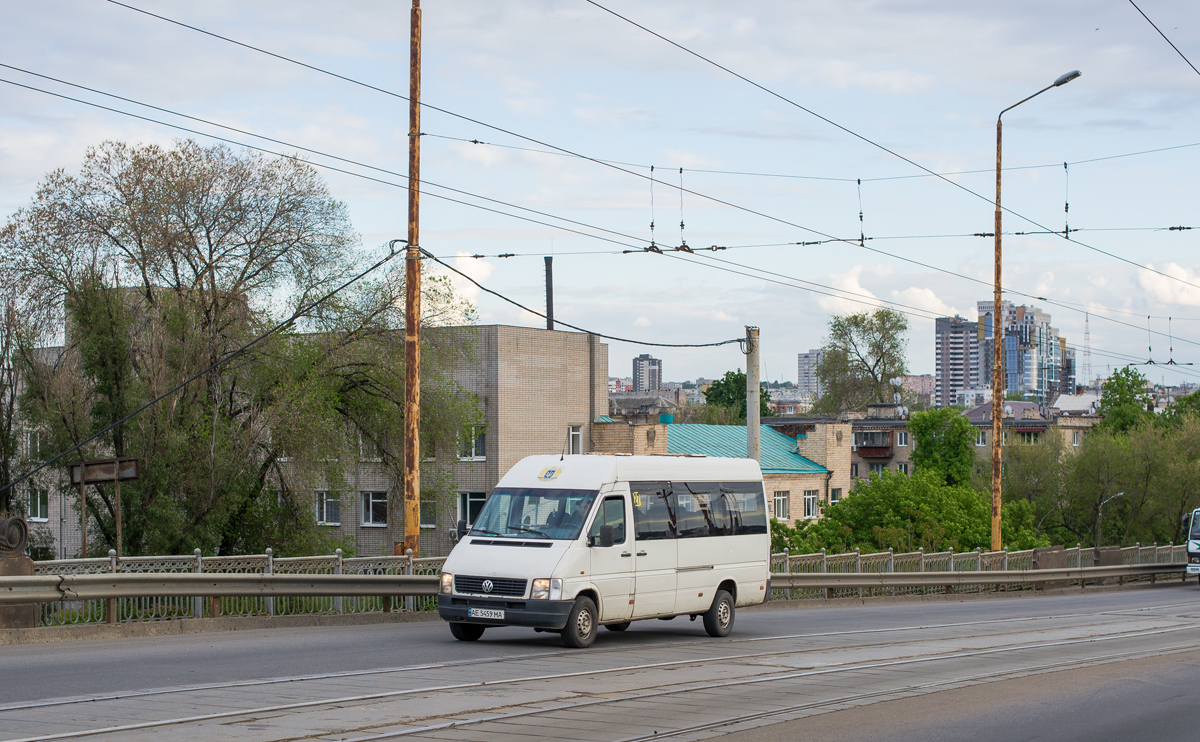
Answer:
[1128,0,1200,78]
[579,0,1200,295]
[104,0,1200,298]
[418,249,742,349]
[7,67,1196,358]
[429,131,1200,184]
[1,240,408,495]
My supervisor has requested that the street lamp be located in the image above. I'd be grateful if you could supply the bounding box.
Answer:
[991,69,1081,552]
[1096,491,1124,547]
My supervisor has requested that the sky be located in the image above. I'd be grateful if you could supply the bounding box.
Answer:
[2,0,1200,387]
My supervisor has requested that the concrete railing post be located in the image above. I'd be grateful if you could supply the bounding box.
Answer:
[820,548,827,599]
[1002,547,1008,571]
[946,547,954,595]
[783,547,791,599]
[855,548,862,599]
[887,548,894,597]
[405,549,415,612]
[193,549,202,618]
[106,549,118,625]
[335,549,344,614]
[265,548,274,617]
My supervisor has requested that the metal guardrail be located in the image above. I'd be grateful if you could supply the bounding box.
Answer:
[0,563,1182,606]
[0,573,440,605]
[770,563,1183,590]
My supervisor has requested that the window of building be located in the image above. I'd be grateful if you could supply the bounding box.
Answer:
[975,430,987,447]
[1019,431,1040,444]
[803,490,819,519]
[359,434,383,461]
[773,491,789,520]
[896,462,909,475]
[851,462,859,478]
[1072,431,1081,447]
[459,492,487,527]
[315,491,340,526]
[420,496,438,528]
[26,431,43,461]
[458,425,486,461]
[361,491,387,526]
[896,431,909,447]
[27,487,48,522]
[869,462,886,476]
[853,431,891,448]
[829,488,842,506]
[568,425,583,455]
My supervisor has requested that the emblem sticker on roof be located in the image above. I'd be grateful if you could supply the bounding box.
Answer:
[538,466,562,482]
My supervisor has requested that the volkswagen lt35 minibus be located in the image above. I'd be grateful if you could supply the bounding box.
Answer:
[437,454,771,648]
[1188,508,1200,583]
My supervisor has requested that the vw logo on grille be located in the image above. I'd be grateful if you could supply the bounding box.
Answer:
[482,579,494,593]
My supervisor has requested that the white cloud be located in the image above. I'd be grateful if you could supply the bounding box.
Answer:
[890,286,956,317]
[817,265,884,315]
[634,316,652,327]
[1139,263,1200,307]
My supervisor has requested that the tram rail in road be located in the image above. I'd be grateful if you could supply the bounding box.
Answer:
[2,587,1198,742]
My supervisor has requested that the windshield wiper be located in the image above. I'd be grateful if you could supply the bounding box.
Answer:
[469,528,503,537]
[508,525,551,539]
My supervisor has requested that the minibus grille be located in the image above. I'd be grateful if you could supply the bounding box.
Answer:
[454,575,528,597]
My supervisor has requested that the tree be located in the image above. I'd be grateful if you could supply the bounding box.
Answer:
[907,407,975,486]
[775,469,990,554]
[813,308,908,412]
[702,369,771,421]
[3,140,479,557]
[1096,366,1151,433]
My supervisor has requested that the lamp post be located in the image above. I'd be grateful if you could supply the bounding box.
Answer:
[991,70,1080,552]
[1096,491,1124,547]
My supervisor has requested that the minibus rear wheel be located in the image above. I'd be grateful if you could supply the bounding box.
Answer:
[703,590,734,638]
[449,622,485,641]
[561,596,599,648]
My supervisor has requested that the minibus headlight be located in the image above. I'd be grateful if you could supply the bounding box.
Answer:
[531,578,562,600]
[440,573,453,594]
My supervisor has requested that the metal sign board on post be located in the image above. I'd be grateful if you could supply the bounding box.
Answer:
[68,458,139,558]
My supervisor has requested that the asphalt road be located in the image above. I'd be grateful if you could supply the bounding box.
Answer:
[723,648,1200,742]
[2,584,1198,742]
[3,586,1193,705]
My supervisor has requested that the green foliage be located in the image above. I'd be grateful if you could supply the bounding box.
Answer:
[1004,390,1027,401]
[1158,390,1200,428]
[703,369,771,421]
[813,308,908,413]
[5,140,480,557]
[771,469,991,554]
[1000,499,1051,551]
[1097,366,1151,433]
[908,407,975,486]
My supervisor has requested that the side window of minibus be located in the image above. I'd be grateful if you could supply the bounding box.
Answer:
[631,482,675,540]
[589,496,626,545]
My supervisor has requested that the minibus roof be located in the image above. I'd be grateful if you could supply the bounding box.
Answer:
[497,454,764,491]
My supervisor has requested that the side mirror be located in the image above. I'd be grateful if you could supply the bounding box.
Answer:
[599,525,614,548]
[457,519,468,540]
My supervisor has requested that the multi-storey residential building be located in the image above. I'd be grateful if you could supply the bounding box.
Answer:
[934,316,978,407]
[796,349,823,399]
[975,300,1068,405]
[632,353,662,393]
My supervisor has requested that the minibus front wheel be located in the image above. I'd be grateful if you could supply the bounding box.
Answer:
[449,622,486,642]
[561,596,599,648]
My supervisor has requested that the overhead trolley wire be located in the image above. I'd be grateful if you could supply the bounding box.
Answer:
[7,66,1197,358]
[1128,0,1200,78]
[103,0,1200,300]
[417,249,743,349]
[579,0,1200,295]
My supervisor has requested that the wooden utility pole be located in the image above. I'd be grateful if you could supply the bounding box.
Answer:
[745,326,761,463]
[402,0,423,557]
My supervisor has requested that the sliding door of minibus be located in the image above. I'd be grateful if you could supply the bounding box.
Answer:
[630,482,677,618]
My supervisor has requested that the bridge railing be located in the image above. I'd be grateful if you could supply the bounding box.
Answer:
[8,544,1185,628]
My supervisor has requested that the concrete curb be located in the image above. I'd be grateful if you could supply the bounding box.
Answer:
[0,609,442,645]
[749,576,1194,612]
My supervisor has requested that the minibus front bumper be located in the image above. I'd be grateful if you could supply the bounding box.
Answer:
[1187,554,1200,574]
[437,594,575,630]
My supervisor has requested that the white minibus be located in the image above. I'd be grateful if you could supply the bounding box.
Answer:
[1187,507,1200,582]
[437,454,771,648]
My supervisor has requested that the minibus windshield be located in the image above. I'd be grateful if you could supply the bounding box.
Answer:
[1190,512,1200,541]
[470,488,599,540]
